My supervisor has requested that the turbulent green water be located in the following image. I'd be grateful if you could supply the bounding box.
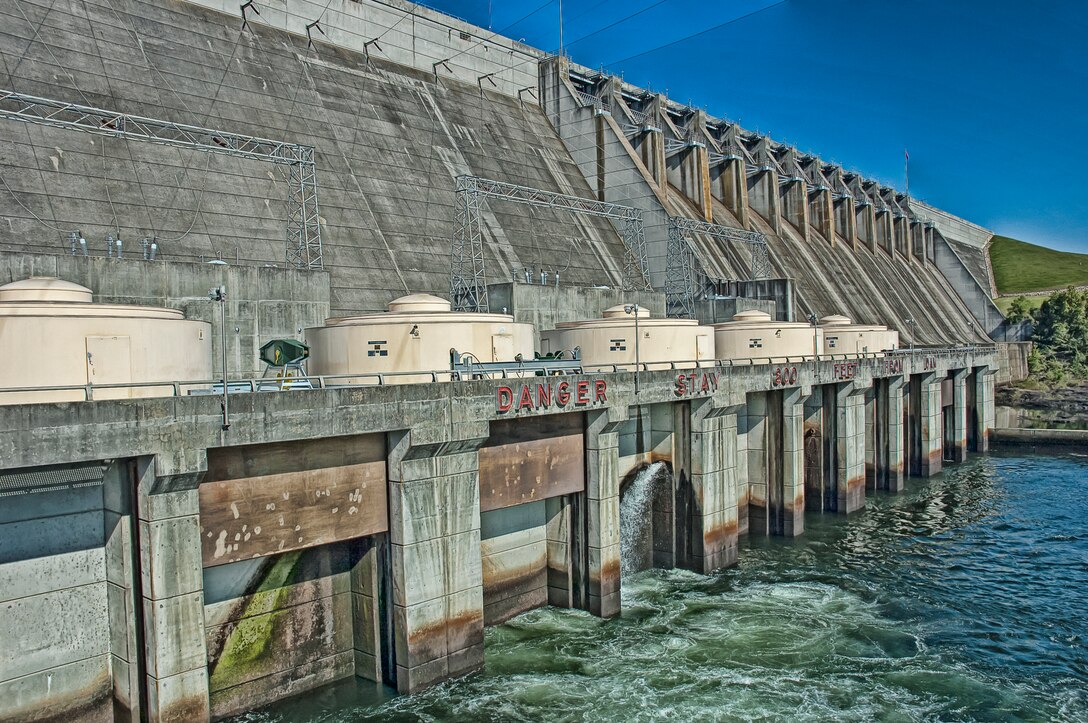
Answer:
[236,454,1088,722]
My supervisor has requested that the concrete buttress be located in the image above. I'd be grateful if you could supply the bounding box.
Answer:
[140,455,212,723]
[950,369,970,463]
[585,407,627,618]
[833,385,867,514]
[917,373,944,476]
[973,367,996,453]
[876,376,906,492]
[385,425,488,693]
[680,399,741,573]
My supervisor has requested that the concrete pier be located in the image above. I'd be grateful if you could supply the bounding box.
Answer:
[747,388,805,537]
[802,384,866,514]
[387,428,487,693]
[949,370,970,463]
[585,408,624,619]
[873,376,907,492]
[679,399,742,572]
[833,385,867,514]
[919,373,945,477]
[140,458,211,722]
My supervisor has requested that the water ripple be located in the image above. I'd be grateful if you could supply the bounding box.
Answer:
[236,454,1088,722]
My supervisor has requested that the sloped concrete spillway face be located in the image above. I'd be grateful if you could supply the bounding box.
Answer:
[198,435,393,718]
[306,294,535,383]
[0,276,212,404]
[540,304,716,369]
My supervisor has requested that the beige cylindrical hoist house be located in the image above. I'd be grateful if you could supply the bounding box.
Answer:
[819,315,900,355]
[305,293,535,383]
[539,304,715,369]
[713,309,823,361]
[0,276,212,405]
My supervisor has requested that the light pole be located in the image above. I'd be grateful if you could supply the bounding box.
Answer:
[210,286,230,431]
[808,311,819,360]
[624,303,640,395]
[905,317,915,365]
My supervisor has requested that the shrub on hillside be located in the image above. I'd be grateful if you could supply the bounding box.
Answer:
[1027,287,1088,383]
[1005,295,1034,323]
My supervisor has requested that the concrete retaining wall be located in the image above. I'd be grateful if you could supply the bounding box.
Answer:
[913,201,993,249]
[0,252,331,378]
[995,342,1032,385]
[991,427,1088,447]
[0,0,630,316]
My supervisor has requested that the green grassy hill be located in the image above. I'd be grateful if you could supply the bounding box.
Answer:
[990,235,1088,294]
[994,294,1047,316]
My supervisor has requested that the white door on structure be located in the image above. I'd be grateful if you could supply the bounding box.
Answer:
[86,336,132,386]
[696,335,711,360]
[491,334,514,362]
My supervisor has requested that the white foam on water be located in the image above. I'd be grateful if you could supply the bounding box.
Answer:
[619,462,667,579]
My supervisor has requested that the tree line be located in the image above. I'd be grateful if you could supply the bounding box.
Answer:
[1006,288,1088,384]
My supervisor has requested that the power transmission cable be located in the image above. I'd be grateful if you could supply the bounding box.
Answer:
[102,141,120,235]
[561,0,669,49]
[441,0,555,66]
[92,0,242,246]
[2,0,91,234]
[0,172,70,232]
[483,0,788,86]
[157,154,213,242]
[564,0,616,25]
[370,0,424,43]
[604,0,788,65]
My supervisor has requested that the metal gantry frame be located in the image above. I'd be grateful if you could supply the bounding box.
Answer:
[450,175,651,312]
[0,89,323,269]
[665,215,770,319]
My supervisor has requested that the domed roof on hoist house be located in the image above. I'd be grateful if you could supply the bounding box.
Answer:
[0,277,93,303]
[386,294,452,313]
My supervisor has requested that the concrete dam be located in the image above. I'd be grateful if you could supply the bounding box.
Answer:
[0,0,1011,720]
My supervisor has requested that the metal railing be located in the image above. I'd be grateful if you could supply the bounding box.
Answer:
[575,90,604,109]
[0,346,995,403]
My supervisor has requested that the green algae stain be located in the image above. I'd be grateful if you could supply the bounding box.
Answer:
[209,550,304,691]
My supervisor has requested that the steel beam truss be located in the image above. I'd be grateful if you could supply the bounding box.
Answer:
[665,215,770,319]
[450,175,651,312]
[0,89,323,269]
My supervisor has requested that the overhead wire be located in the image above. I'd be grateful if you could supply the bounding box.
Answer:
[440,0,555,67]
[564,0,616,25]
[480,0,789,86]
[0,172,71,232]
[561,0,669,50]
[2,0,90,234]
[3,0,671,284]
[604,0,789,65]
[102,0,251,248]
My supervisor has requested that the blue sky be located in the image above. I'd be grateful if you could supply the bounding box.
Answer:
[425,0,1088,252]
